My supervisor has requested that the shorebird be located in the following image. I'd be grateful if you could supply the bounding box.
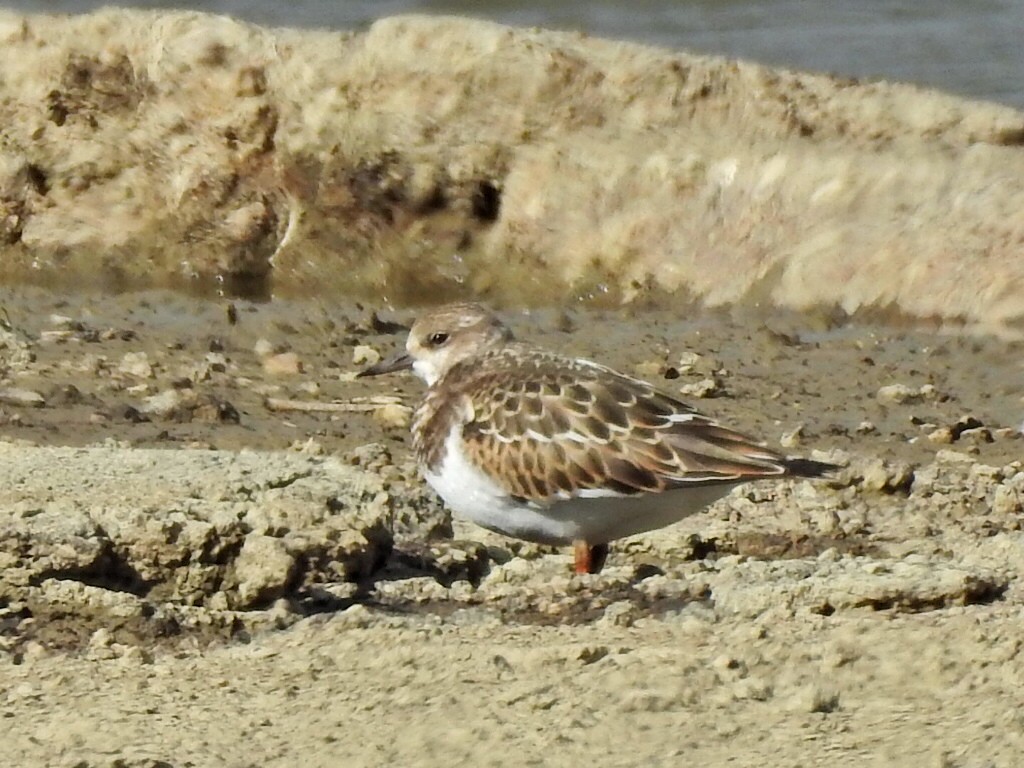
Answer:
[359,302,833,574]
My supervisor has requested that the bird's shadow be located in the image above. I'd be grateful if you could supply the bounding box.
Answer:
[292,543,711,625]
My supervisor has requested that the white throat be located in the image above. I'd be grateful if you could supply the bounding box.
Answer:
[412,358,440,386]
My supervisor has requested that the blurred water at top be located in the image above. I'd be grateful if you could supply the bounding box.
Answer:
[5,0,1022,108]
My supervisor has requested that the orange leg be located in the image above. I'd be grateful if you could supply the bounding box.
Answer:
[573,541,609,574]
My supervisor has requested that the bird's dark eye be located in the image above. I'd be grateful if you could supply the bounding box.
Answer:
[428,332,449,346]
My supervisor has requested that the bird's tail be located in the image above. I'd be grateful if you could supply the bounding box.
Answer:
[782,457,840,478]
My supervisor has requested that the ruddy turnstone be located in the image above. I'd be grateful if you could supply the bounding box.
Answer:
[359,303,834,574]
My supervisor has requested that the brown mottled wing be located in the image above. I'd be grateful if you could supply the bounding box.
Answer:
[459,348,813,502]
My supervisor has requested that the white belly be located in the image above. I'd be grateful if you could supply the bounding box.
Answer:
[423,431,740,546]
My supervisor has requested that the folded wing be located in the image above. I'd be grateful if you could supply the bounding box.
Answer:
[460,352,832,502]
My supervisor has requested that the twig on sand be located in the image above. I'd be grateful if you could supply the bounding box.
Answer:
[264,395,405,413]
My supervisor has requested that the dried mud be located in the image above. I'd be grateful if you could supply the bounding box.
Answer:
[0,287,1022,766]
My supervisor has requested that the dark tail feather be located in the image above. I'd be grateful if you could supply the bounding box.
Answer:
[782,457,839,478]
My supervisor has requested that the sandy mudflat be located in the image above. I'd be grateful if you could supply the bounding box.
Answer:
[0,288,1022,766]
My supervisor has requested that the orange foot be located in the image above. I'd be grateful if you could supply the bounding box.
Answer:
[573,540,609,574]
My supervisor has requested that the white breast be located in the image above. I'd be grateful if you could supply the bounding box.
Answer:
[422,426,740,546]
[423,427,576,544]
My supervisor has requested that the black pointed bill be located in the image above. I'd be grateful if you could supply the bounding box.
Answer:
[357,350,414,378]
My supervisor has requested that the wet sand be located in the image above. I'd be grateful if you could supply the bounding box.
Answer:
[1,288,1022,766]
[0,287,1020,463]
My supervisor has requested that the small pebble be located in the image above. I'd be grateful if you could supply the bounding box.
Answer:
[253,338,275,358]
[676,351,718,375]
[140,389,184,417]
[877,383,921,405]
[372,403,412,429]
[992,485,1022,515]
[0,387,45,408]
[679,377,723,399]
[927,427,954,444]
[790,683,840,713]
[352,345,381,367]
[960,427,993,445]
[780,424,804,448]
[263,352,303,375]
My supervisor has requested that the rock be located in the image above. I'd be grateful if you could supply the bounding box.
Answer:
[676,352,720,376]
[376,576,451,603]
[790,684,840,713]
[0,387,44,407]
[994,427,1023,441]
[117,351,154,378]
[597,600,635,628]
[711,654,746,681]
[263,352,303,375]
[289,437,325,454]
[352,344,381,367]
[140,388,187,418]
[47,314,78,329]
[927,426,955,444]
[372,402,412,429]
[253,338,275,358]
[951,415,984,439]
[877,383,922,405]
[336,603,376,629]
[85,627,118,660]
[859,458,913,493]
[780,424,804,448]
[205,352,229,372]
[33,580,147,620]
[710,556,1007,617]
[190,396,241,424]
[0,507,108,589]
[138,391,235,428]
[0,444,395,610]
[733,677,773,702]
[100,328,136,342]
[860,459,889,491]
[934,449,974,465]
[877,383,946,405]
[0,327,33,370]
[343,442,394,472]
[993,483,1022,515]
[73,354,108,374]
[232,535,297,608]
[960,427,993,445]
[182,354,230,382]
[384,478,453,543]
[679,377,724,399]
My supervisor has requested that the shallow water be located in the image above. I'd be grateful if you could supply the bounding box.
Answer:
[5,0,1022,107]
